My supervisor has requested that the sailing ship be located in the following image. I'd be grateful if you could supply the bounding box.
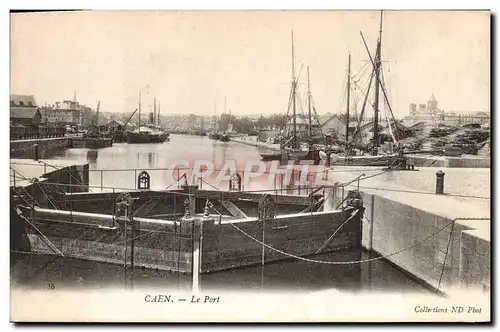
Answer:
[261,31,322,164]
[208,102,221,140]
[320,11,401,167]
[127,94,170,144]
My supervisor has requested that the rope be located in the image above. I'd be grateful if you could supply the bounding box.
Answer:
[227,217,479,266]
[17,212,64,256]
[315,209,360,254]
[35,182,59,210]
[436,219,455,293]
[12,186,39,208]
[200,178,221,191]
[12,168,60,210]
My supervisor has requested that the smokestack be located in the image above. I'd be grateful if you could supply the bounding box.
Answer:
[158,101,161,126]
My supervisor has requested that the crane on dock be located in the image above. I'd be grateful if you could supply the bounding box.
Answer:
[109,109,138,142]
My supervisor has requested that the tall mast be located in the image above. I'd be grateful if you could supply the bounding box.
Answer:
[96,101,100,134]
[307,66,312,140]
[372,11,383,155]
[138,91,141,131]
[153,96,157,125]
[346,52,351,142]
[291,30,297,150]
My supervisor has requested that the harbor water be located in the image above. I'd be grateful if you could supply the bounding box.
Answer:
[46,134,489,198]
[11,134,489,294]
[10,250,430,293]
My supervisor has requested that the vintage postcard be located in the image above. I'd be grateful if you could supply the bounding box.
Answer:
[9,10,491,323]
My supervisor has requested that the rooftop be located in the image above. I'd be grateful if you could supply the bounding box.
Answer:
[10,95,37,107]
[10,108,39,119]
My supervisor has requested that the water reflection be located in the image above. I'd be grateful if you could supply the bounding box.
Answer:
[10,249,431,293]
[148,152,155,167]
[86,150,98,165]
[49,134,489,197]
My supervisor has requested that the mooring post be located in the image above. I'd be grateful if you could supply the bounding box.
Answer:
[436,170,445,195]
[200,201,214,270]
[351,195,363,211]
[182,184,198,216]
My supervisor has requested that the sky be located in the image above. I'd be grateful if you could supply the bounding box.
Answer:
[10,10,490,118]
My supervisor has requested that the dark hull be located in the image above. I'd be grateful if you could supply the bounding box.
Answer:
[209,133,221,140]
[126,132,169,144]
[219,135,230,142]
[290,149,322,164]
[111,131,128,143]
[331,154,398,166]
[261,152,282,161]
[260,149,322,164]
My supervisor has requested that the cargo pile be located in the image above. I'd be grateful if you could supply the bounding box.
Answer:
[429,128,489,155]
[428,126,459,138]
[399,124,490,156]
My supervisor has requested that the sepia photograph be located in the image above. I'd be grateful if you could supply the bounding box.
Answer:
[8,9,491,323]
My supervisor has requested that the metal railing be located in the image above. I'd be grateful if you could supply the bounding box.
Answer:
[10,162,338,199]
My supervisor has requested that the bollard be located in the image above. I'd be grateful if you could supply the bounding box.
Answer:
[411,164,415,170]
[351,197,363,210]
[435,170,445,195]
[32,144,39,161]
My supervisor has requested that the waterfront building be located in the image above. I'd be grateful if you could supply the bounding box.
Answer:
[10,94,42,126]
[106,120,135,131]
[41,100,84,126]
[405,94,490,126]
